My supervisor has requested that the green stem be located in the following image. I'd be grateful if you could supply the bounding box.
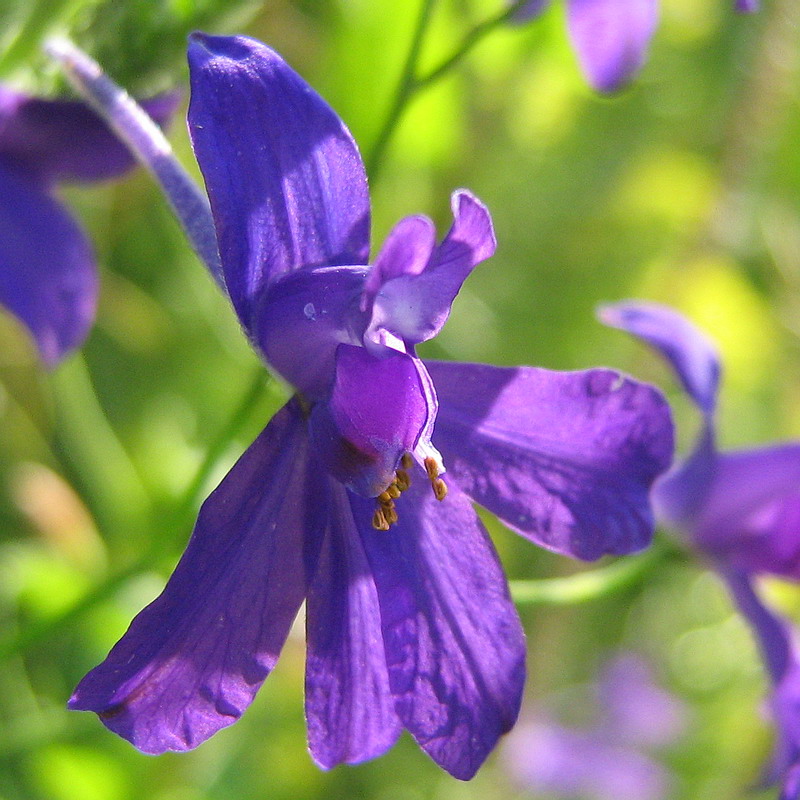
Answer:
[366,0,438,183]
[510,541,671,606]
[366,0,530,180]
[0,370,270,661]
[0,0,72,75]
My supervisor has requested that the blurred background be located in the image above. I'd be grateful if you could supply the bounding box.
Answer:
[0,0,798,797]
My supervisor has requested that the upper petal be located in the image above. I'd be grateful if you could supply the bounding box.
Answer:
[428,361,674,560]
[309,345,432,496]
[567,0,658,93]
[69,398,315,753]
[0,86,178,185]
[673,444,800,579]
[0,161,96,365]
[364,190,495,349]
[305,480,402,769]
[187,34,371,336]
[354,477,526,780]
[598,300,721,417]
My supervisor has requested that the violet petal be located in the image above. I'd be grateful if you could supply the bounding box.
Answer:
[428,361,673,560]
[187,34,371,335]
[598,300,721,417]
[354,477,526,780]
[0,86,178,185]
[69,398,315,753]
[677,444,800,579]
[735,0,759,11]
[567,0,658,93]
[305,481,402,768]
[0,161,96,365]
[309,345,431,496]
[365,190,495,349]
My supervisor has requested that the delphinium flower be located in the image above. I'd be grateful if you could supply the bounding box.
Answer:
[0,86,177,365]
[67,34,674,778]
[513,0,757,93]
[504,653,687,800]
[600,301,800,798]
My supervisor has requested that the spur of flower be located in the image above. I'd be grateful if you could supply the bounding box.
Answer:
[68,34,673,778]
[600,301,800,798]
[514,0,757,94]
[0,86,177,365]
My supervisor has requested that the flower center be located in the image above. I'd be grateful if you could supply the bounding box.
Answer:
[370,453,448,530]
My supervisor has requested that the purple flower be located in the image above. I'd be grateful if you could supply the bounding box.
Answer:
[67,35,674,778]
[504,654,686,800]
[0,86,177,365]
[513,0,756,93]
[600,301,800,798]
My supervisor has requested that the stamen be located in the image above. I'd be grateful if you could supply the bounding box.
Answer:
[395,469,410,492]
[401,452,413,470]
[424,456,439,481]
[378,489,392,504]
[386,483,401,499]
[384,502,398,525]
[372,507,390,531]
[433,478,448,502]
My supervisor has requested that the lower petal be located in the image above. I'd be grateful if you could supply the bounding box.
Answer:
[0,162,96,365]
[305,481,402,769]
[428,361,673,560]
[69,398,316,753]
[354,477,526,780]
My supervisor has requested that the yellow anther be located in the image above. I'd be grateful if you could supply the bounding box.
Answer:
[372,507,390,531]
[378,489,392,504]
[395,469,410,492]
[424,456,439,481]
[401,453,413,470]
[384,503,399,525]
[432,478,448,502]
[387,483,401,499]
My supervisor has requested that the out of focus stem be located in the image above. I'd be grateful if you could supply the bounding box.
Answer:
[367,0,530,182]
[510,539,673,606]
[0,370,269,661]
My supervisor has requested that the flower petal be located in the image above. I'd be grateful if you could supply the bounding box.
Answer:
[365,190,495,349]
[735,0,758,11]
[187,34,371,335]
[305,481,402,769]
[354,477,526,780]
[256,265,366,400]
[598,300,721,417]
[428,361,674,560]
[0,161,96,365]
[309,345,432,496]
[510,0,553,24]
[567,0,658,93]
[69,398,315,753]
[0,87,178,184]
[673,444,800,579]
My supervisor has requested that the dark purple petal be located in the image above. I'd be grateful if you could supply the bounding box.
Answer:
[428,361,674,560]
[567,0,658,93]
[723,572,800,796]
[187,34,370,335]
[305,481,402,768]
[365,191,495,349]
[0,86,178,185]
[598,301,721,417]
[0,161,96,365]
[309,345,431,496]
[353,477,526,780]
[69,398,315,753]
[256,265,367,400]
[670,444,800,580]
[510,0,552,24]
[735,0,758,11]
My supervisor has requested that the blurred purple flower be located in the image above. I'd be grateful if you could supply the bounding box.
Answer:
[513,0,756,93]
[68,35,674,778]
[600,301,800,799]
[0,86,177,365]
[504,653,686,800]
